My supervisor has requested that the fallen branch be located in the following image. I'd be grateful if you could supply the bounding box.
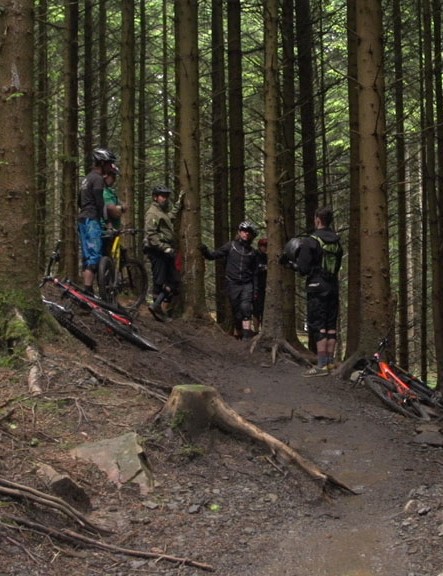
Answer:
[0,477,108,535]
[2,514,214,572]
[81,363,168,403]
[93,355,172,393]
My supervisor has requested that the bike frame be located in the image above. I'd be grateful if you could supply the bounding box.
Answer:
[41,242,133,328]
[372,352,419,401]
[110,233,122,276]
[55,277,133,326]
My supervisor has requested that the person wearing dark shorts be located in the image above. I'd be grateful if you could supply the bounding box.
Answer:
[200,221,259,341]
[282,207,343,377]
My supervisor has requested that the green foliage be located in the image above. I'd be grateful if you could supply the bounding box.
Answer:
[170,410,187,430]
[179,443,205,459]
[0,290,42,366]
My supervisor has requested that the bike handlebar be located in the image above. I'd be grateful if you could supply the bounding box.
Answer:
[102,228,144,239]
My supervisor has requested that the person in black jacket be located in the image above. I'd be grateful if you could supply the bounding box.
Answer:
[200,221,258,340]
[282,207,343,376]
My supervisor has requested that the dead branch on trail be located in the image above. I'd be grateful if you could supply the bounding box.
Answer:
[2,514,215,572]
[93,355,173,392]
[0,477,108,535]
[160,385,356,496]
[81,363,168,403]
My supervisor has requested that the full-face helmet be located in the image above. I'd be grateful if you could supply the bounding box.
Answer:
[283,237,304,262]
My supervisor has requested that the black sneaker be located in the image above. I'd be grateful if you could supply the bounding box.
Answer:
[242,329,255,341]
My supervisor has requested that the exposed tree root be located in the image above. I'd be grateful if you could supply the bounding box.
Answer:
[5,308,44,394]
[250,332,313,366]
[160,385,356,496]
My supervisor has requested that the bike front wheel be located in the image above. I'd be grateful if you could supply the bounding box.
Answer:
[92,308,158,351]
[97,256,117,305]
[364,374,431,421]
[46,302,97,350]
[117,258,148,312]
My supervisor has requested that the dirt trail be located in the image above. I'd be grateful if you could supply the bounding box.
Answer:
[1,313,442,575]
[224,360,443,576]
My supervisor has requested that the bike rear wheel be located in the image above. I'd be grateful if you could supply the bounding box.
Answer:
[390,366,443,412]
[364,374,431,420]
[117,258,148,311]
[46,302,97,350]
[92,308,158,351]
[97,256,116,305]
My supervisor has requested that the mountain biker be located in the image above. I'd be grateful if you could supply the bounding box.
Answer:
[78,147,118,295]
[200,221,259,341]
[102,164,127,232]
[282,207,343,376]
[143,185,185,322]
[102,165,127,256]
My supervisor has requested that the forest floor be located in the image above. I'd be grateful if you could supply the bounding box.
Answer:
[1,302,443,576]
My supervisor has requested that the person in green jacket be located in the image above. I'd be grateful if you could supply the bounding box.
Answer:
[102,165,126,232]
[143,185,184,322]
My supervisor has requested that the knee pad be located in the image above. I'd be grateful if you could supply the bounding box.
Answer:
[240,301,253,319]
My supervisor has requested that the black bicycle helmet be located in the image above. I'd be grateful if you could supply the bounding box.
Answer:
[283,237,304,262]
[152,185,173,197]
[92,148,117,165]
[238,220,258,238]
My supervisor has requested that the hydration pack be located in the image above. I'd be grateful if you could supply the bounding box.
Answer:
[311,234,342,278]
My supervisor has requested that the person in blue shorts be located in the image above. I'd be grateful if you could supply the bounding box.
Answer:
[78,147,118,295]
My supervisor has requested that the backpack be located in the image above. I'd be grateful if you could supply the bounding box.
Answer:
[311,234,342,278]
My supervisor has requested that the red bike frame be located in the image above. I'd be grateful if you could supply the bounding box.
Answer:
[373,351,419,401]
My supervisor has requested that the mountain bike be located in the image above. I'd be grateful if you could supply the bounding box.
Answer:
[97,228,148,313]
[41,242,158,352]
[42,297,98,350]
[355,338,443,421]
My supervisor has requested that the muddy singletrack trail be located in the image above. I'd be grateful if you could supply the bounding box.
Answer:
[1,308,442,575]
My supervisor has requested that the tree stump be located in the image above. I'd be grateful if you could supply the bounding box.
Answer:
[159,384,355,495]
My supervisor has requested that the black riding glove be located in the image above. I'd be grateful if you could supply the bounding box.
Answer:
[200,244,211,258]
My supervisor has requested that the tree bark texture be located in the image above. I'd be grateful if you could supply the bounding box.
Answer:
[262,0,285,340]
[0,0,39,301]
[176,0,206,319]
[356,0,392,350]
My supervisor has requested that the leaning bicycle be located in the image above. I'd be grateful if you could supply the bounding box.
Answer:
[41,241,157,352]
[97,228,148,313]
[355,338,443,421]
